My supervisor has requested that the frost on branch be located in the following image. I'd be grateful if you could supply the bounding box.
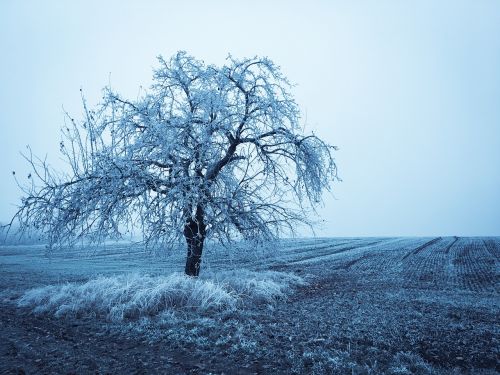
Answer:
[11,52,338,266]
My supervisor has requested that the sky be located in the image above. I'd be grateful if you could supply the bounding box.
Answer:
[1,0,499,237]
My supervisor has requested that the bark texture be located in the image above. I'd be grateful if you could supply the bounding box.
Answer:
[184,207,206,276]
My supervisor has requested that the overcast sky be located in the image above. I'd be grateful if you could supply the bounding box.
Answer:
[1,0,499,236]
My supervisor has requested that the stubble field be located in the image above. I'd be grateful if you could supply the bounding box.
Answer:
[0,237,498,374]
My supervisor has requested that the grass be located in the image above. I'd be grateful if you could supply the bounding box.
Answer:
[17,270,305,321]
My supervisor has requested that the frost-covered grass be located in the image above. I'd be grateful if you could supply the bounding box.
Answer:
[206,269,306,303]
[3,237,498,374]
[17,270,305,321]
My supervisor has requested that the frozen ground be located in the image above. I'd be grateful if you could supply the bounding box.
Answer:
[0,237,498,374]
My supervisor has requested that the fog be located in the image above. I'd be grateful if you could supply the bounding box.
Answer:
[1,0,499,236]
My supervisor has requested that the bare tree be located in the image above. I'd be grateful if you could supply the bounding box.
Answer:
[11,52,338,276]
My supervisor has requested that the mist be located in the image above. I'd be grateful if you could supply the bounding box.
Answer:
[1,0,499,236]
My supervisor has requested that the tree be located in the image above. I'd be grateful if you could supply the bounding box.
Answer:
[11,52,338,276]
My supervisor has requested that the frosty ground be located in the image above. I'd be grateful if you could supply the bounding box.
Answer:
[0,237,498,374]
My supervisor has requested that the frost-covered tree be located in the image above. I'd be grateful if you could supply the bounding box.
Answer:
[11,52,338,276]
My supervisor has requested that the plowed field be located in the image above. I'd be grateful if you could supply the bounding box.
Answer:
[1,237,498,374]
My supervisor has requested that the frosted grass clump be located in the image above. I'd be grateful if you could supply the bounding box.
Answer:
[212,270,307,304]
[17,271,305,321]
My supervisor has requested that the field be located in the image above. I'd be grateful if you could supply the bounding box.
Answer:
[0,237,498,374]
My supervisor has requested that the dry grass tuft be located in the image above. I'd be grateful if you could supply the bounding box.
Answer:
[18,270,305,321]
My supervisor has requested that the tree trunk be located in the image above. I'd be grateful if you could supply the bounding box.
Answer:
[184,206,206,277]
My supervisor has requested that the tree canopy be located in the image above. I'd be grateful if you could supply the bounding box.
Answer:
[12,52,338,275]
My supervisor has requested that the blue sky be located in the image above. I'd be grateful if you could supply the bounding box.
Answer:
[1,0,499,236]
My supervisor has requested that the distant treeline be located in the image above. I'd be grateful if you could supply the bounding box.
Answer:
[0,223,45,245]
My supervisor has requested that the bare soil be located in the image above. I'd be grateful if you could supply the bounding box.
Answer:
[1,237,499,374]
